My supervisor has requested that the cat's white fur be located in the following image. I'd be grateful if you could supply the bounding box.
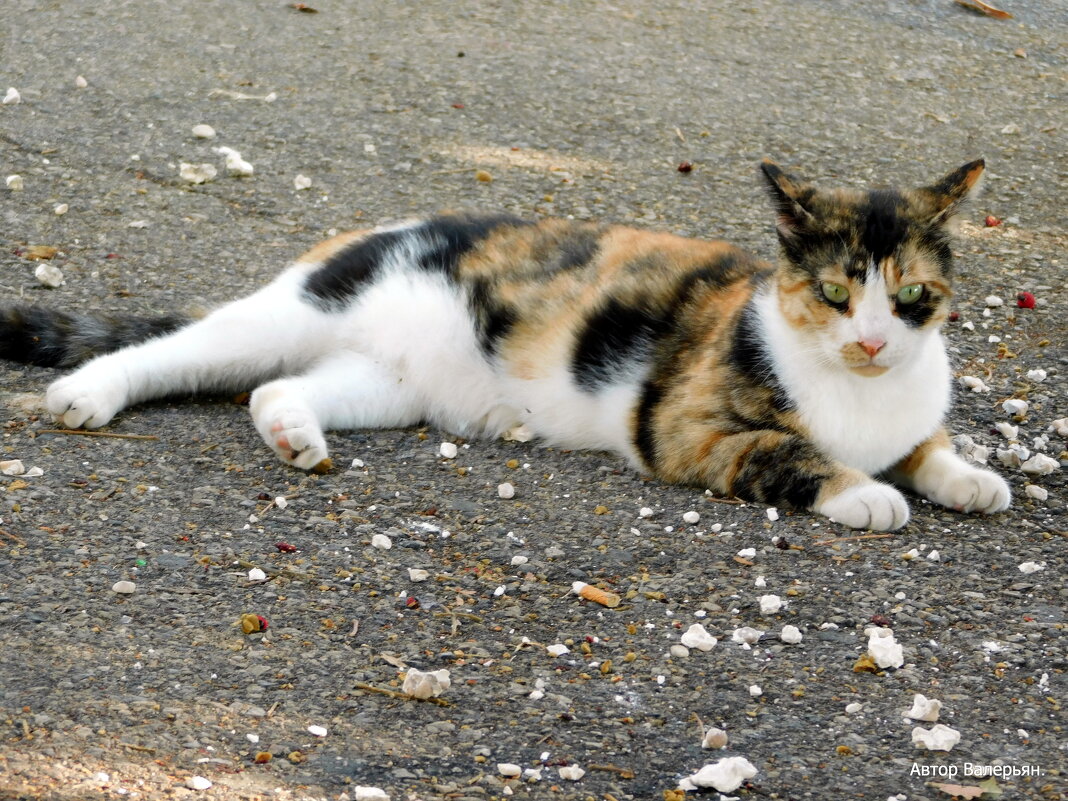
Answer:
[46,224,1009,530]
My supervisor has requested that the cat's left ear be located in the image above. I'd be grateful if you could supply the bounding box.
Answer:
[915,159,985,226]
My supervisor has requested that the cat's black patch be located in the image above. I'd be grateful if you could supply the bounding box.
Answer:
[860,190,909,264]
[895,290,940,328]
[634,379,667,468]
[730,437,823,508]
[468,277,517,355]
[729,301,791,412]
[548,228,601,274]
[303,214,529,309]
[572,299,672,390]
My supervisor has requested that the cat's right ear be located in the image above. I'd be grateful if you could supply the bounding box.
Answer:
[760,159,817,241]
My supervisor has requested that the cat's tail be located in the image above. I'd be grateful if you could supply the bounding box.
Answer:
[0,304,190,368]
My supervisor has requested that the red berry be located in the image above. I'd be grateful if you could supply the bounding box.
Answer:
[256,615,269,631]
[948,311,960,322]
[677,161,694,173]
[984,215,1002,227]
[1016,291,1036,309]
[275,542,298,553]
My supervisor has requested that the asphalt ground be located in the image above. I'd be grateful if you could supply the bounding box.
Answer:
[1,2,1065,800]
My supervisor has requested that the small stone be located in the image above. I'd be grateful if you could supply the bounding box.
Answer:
[274,495,288,509]
[682,510,700,524]
[408,568,430,582]
[247,568,266,581]
[702,727,728,749]
[293,174,312,190]
[474,169,493,182]
[748,684,762,697]
[546,643,570,657]
[731,626,763,645]
[351,788,390,801]
[926,550,941,562]
[995,422,1018,440]
[75,75,88,88]
[111,581,136,594]
[669,644,690,658]
[0,460,26,476]
[681,757,758,793]
[759,594,782,615]
[497,482,515,499]
[214,146,254,176]
[904,693,942,722]
[179,162,217,184]
[780,625,803,644]
[307,725,327,737]
[6,174,24,191]
[191,124,216,139]
[1026,368,1047,382]
[680,623,717,652]
[1017,561,1045,574]
[766,507,779,522]
[54,203,69,215]
[35,263,65,288]
[737,547,756,559]
[401,668,451,699]
[984,295,1004,307]
[959,375,990,393]
[2,87,21,105]
[509,555,528,566]
[845,702,862,714]
[1021,454,1058,475]
[439,442,458,459]
[186,776,212,791]
[371,533,392,550]
[557,765,585,781]
[1002,398,1029,417]
[866,627,904,669]
[912,724,961,751]
[497,763,521,777]
[639,506,654,518]
[1024,485,1048,501]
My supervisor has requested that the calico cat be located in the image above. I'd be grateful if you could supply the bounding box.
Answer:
[0,159,1011,531]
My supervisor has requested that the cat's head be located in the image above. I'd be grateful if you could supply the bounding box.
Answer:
[760,159,984,376]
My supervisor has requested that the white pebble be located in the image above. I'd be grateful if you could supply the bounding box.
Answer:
[112,581,136,594]
[995,422,1018,440]
[36,264,67,289]
[497,763,521,777]
[681,757,758,793]
[754,575,766,588]
[961,320,976,331]
[958,375,990,393]
[401,667,451,699]
[1002,398,1029,416]
[438,442,458,459]
[984,295,1004,307]
[845,702,862,714]
[680,623,717,652]
[557,765,585,781]
[639,506,654,518]
[497,482,515,499]
[988,335,1001,343]
[1024,485,1048,501]
[179,162,217,184]
[54,203,69,215]
[351,458,366,468]
[669,644,690,658]
[307,725,327,737]
[186,776,212,791]
[510,555,528,566]
[191,123,216,139]
[246,733,259,744]
[926,549,941,562]
[293,174,312,190]
[0,459,25,476]
[408,568,430,582]
[748,684,762,697]
[75,75,88,88]
[371,533,392,550]
[866,627,904,669]
[493,585,506,597]
[759,594,782,615]
[6,174,24,191]
[546,643,570,657]
[737,547,756,559]
[2,87,21,105]
[779,625,803,644]
[731,626,763,645]
[682,510,700,524]
[904,693,942,722]
[702,726,728,749]
[1018,561,1045,574]
[911,723,961,751]
[24,466,44,477]
[1021,453,1059,475]
[1048,418,1068,437]
[274,495,288,509]
[247,568,266,581]
[1026,368,1047,382]
[501,424,533,442]
[766,507,779,522]
[709,523,722,532]
[351,788,389,801]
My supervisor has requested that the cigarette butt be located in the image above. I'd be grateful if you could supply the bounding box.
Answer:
[572,581,621,608]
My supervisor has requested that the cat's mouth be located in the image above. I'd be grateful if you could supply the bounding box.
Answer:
[849,363,890,377]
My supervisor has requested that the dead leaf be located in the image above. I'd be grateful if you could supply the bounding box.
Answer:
[733,555,754,566]
[977,777,1003,797]
[5,479,29,492]
[852,653,879,673]
[289,2,318,11]
[954,0,1013,19]
[22,245,59,261]
[930,783,984,799]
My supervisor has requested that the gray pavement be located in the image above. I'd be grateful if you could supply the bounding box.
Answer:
[1,2,1066,800]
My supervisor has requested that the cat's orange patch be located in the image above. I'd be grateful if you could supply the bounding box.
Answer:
[296,230,371,265]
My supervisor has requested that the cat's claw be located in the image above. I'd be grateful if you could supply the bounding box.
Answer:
[922,466,1011,514]
[46,367,128,429]
[818,482,910,531]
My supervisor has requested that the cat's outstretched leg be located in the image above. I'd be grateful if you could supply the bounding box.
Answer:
[249,349,422,469]
[47,276,331,429]
[889,429,1011,514]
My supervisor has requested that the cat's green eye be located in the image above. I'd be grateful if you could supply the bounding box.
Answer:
[896,283,925,305]
[821,282,850,304]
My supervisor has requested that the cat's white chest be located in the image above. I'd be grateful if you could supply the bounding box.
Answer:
[790,348,950,474]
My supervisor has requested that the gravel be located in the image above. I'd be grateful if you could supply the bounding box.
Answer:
[1,1,1065,800]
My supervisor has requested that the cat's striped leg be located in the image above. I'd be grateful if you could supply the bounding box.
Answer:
[888,429,1011,514]
[658,428,910,530]
[249,349,422,469]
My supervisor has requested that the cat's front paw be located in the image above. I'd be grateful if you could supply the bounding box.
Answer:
[817,482,910,531]
[253,406,329,470]
[921,464,1011,514]
[46,366,129,429]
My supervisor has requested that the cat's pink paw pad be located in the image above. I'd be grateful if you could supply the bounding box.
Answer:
[264,412,328,470]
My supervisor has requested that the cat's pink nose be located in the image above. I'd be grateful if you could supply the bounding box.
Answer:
[859,339,886,358]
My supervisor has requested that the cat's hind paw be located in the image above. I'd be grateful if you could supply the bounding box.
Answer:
[922,465,1011,514]
[264,412,329,470]
[46,367,129,429]
[817,482,910,531]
